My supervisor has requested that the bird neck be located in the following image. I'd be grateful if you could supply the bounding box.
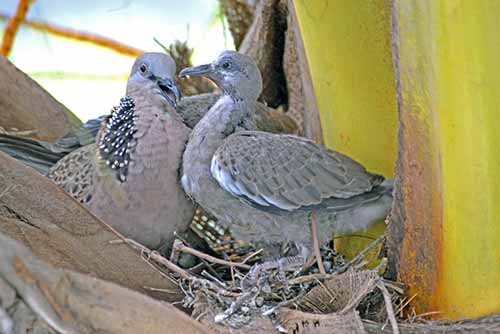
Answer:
[186,94,256,165]
[227,88,256,105]
[218,95,256,136]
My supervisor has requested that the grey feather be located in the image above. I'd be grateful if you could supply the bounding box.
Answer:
[211,131,383,211]
[181,50,393,251]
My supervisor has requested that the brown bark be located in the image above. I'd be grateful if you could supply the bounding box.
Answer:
[239,0,287,108]
[286,0,323,142]
[0,234,211,334]
[0,56,80,141]
[0,151,181,301]
[236,0,323,141]
[385,3,444,314]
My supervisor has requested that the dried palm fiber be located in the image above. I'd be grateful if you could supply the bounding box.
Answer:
[166,40,216,96]
[283,271,380,334]
[297,270,380,314]
[219,0,255,50]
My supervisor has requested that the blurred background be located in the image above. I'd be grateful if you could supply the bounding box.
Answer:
[0,0,234,121]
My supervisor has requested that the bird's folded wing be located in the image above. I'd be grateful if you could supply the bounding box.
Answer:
[50,116,106,153]
[47,145,95,205]
[0,134,66,174]
[211,131,383,211]
[177,93,221,128]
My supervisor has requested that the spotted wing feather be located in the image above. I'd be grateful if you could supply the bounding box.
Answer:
[47,144,95,205]
[211,131,384,211]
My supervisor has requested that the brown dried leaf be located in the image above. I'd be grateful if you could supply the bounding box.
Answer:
[298,270,379,314]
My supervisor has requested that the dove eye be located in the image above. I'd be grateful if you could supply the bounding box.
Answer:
[221,61,232,70]
[139,64,147,74]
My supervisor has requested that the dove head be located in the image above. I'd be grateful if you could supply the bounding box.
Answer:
[179,50,262,101]
[127,52,180,108]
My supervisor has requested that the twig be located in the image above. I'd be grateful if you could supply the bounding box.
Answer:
[262,291,308,316]
[143,286,180,294]
[141,254,179,286]
[395,293,418,317]
[310,210,326,274]
[174,243,251,270]
[107,222,250,305]
[0,12,143,57]
[201,270,227,288]
[240,248,263,264]
[412,310,442,320]
[338,235,385,273]
[105,220,192,280]
[333,234,377,240]
[353,260,369,270]
[196,282,241,298]
[287,273,334,285]
[153,37,170,55]
[377,281,400,334]
[172,236,223,281]
[382,279,406,295]
[169,239,182,264]
[1,0,33,57]
[113,237,191,279]
[141,248,191,280]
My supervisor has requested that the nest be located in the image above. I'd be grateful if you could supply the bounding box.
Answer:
[124,218,500,334]
[122,207,500,333]
[127,213,404,334]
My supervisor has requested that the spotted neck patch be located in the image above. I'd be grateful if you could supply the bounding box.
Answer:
[99,96,137,182]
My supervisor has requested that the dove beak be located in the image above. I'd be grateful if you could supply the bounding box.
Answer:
[157,78,180,108]
[178,64,213,78]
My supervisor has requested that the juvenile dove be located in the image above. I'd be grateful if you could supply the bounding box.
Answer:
[179,51,393,258]
[47,53,194,249]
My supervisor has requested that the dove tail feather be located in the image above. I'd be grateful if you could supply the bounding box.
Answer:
[0,134,65,174]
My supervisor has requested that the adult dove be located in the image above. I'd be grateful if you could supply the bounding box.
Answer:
[179,51,393,259]
[47,53,194,250]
